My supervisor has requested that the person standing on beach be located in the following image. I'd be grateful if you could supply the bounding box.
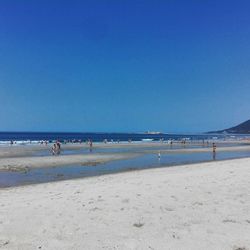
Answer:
[52,144,56,155]
[56,141,61,155]
[158,151,161,160]
[89,139,93,152]
[212,143,216,160]
[212,143,216,153]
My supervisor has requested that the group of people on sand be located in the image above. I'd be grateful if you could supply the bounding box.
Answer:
[40,140,48,145]
[50,139,94,155]
[51,141,61,155]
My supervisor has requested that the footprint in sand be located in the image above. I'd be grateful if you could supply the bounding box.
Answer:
[222,219,237,223]
[192,202,203,206]
[133,222,144,228]
[122,199,130,203]
[165,207,174,211]
[0,240,9,247]
[89,207,101,212]
[171,195,178,201]
[172,232,180,239]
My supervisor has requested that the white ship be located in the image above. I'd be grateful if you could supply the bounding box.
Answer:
[144,131,163,135]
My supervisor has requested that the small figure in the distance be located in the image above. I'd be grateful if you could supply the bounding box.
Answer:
[158,151,161,160]
[212,143,216,160]
[212,143,216,153]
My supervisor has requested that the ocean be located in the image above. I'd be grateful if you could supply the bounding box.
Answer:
[0,131,232,144]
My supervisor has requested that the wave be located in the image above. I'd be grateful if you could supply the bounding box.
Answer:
[0,140,41,146]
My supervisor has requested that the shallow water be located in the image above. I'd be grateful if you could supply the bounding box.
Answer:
[1,150,250,188]
[32,142,248,157]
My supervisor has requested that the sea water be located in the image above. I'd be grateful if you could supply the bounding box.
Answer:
[1,131,248,145]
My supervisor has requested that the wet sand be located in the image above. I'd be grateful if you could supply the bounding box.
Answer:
[0,153,141,172]
[0,140,248,158]
[0,158,249,249]
[146,145,250,154]
[1,142,250,172]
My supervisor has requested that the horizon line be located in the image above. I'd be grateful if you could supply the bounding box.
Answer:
[0,130,209,135]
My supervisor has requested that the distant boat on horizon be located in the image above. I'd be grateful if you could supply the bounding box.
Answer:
[144,131,163,135]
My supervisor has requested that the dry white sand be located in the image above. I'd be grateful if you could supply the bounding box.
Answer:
[1,158,250,249]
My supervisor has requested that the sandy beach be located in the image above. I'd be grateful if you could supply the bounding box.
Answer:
[2,0,250,249]
[1,142,250,172]
[0,158,250,249]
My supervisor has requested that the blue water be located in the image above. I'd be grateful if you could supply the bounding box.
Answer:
[1,150,250,188]
[0,131,234,143]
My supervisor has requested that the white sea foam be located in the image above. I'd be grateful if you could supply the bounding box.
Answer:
[0,140,41,146]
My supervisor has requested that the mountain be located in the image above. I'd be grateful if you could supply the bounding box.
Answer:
[208,119,250,134]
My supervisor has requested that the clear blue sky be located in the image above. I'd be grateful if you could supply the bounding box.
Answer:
[0,0,250,133]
